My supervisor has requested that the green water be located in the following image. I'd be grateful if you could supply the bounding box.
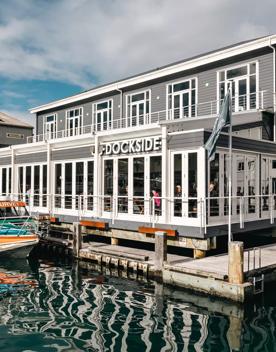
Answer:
[0,251,275,352]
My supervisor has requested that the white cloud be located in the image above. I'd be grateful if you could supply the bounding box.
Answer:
[0,0,276,91]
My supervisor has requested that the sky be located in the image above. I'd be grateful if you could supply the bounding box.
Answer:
[1,0,276,127]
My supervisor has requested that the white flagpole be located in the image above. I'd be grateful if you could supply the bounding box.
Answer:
[228,83,233,243]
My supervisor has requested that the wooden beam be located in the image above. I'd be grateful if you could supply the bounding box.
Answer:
[80,220,107,230]
[138,226,176,237]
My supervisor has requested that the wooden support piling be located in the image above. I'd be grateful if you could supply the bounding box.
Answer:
[228,241,244,284]
[155,231,167,277]
[73,222,82,258]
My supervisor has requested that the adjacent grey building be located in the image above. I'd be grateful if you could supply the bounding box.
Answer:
[0,112,33,147]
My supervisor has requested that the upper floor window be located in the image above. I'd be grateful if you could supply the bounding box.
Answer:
[92,100,112,131]
[126,90,150,127]
[218,62,258,113]
[43,114,57,140]
[66,108,83,137]
[167,78,197,119]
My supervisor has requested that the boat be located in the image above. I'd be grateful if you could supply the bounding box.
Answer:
[0,199,39,257]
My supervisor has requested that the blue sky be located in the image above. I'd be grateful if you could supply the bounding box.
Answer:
[1,0,276,126]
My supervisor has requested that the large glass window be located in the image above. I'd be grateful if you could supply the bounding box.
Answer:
[44,114,57,140]
[19,167,24,200]
[168,78,196,119]
[188,153,197,217]
[2,168,6,195]
[34,165,40,206]
[218,62,257,112]
[127,90,150,127]
[25,166,32,206]
[118,159,128,213]
[248,157,256,214]
[133,157,144,214]
[236,156,245,214]
[65,163,72,209]
[66,108,83,136]
[76,162,84,210]
[87,161,94,210]
[209,154,219,216]
[261,158,269,212]
[150,156,162,215]
[174,154,182,217]
[93,100,112,131]
[42,165,47,207]
[104,160,113,211]
[55,164,62,208]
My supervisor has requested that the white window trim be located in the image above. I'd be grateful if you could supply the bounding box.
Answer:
[92,99,113,131]
[216,60,259,113]
[65,107,84,133]
[166,77,198,120]
[125,89,151,127]
[43,113,57,139]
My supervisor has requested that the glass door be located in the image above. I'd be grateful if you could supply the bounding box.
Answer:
[130,101,146,126]
[172,91,190,119]
[67,116,80,136]
[44,116,56,139]
[228,77,248,112]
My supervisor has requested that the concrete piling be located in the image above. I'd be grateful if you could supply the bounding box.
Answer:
[228,241,244,284]
[155,231,167,277]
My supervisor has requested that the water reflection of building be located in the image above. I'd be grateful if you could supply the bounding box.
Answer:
[0,263,275,351]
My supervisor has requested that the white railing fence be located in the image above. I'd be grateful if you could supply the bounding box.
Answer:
[27,90,271,143]
[4,192,276,234]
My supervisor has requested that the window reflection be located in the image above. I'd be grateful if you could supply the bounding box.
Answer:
[133,158,144,214]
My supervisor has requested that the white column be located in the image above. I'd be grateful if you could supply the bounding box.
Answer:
[47,142,52,212]
[94,134,100,216]
[161,126,168,223]
[11,147,15,197]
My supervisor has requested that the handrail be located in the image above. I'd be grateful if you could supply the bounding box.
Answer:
[26,90,270,143]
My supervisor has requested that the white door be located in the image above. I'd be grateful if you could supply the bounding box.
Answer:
[130,101,146,126]
[172,91,191,119]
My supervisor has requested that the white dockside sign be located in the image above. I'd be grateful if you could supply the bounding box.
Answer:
[100,136,162,155]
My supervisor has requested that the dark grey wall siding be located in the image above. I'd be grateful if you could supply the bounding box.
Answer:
[168,131,204,149]
[37,93,120,136]
[15,152,47,164]
[0,157,11,165]
[52,147,92,161]
[0,126,33,146]
[204,131,276,154]
[36,49,273,135]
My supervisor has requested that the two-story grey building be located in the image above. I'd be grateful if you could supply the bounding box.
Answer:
[1,34,276,254]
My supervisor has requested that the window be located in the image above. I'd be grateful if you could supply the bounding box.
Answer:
[34,165,40,206]
[76,162,84,210]
[133,157,144,214]
[150,156,162,215]
[104,160,113,211]
[87,161,94,210]
[118,159,128,213]
[66,108,83,136]
[168,78,197,119]
[93,100,112,131]
[126,90,150,127]
[55,164,62,208]
[65,163,72,209]
[43,114,57,140]
[218,62,258,112]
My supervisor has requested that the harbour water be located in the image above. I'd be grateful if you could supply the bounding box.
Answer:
[0,249,275,352]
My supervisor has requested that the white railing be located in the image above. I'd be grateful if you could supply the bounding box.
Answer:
[6,192,276,235]
[27,90,271,143]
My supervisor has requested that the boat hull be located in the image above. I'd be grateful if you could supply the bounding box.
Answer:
[0,239,39,258]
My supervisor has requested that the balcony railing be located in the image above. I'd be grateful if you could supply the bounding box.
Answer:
[27,90,271,143]
[6,192,276,234]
